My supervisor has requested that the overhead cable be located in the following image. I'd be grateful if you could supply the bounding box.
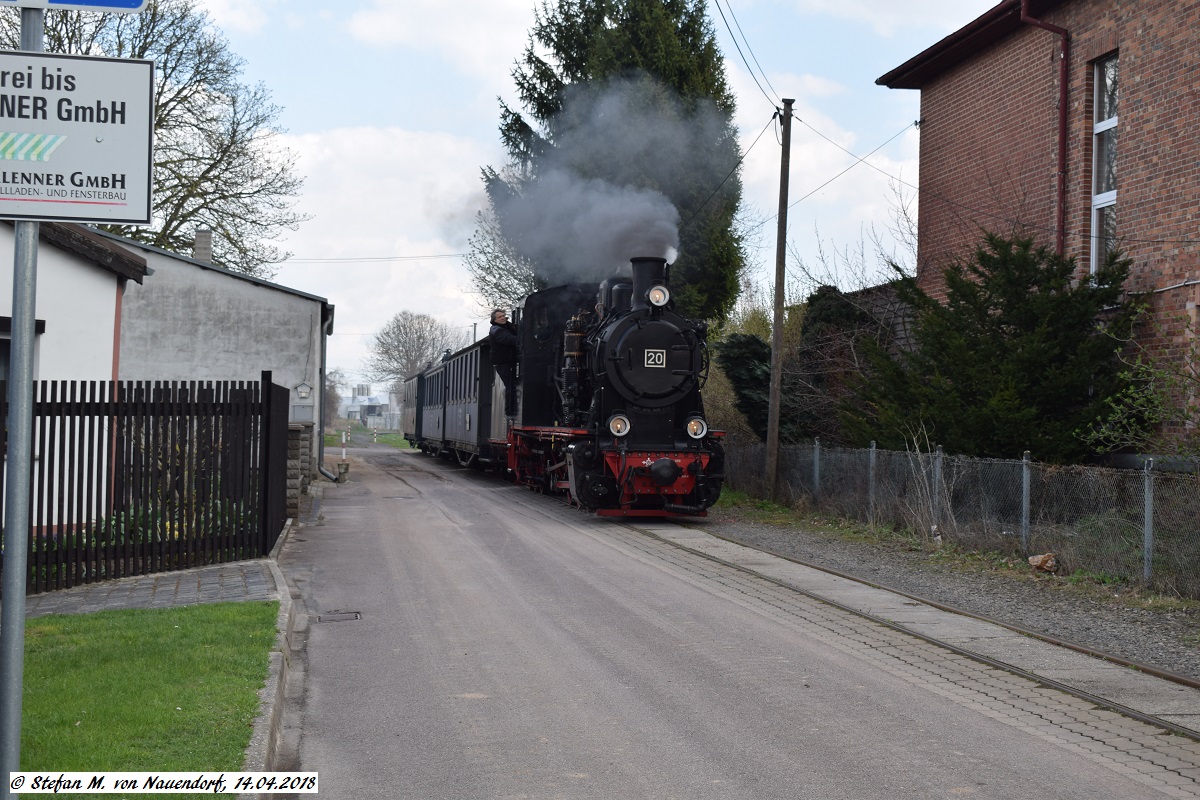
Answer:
[283,254,466,264]
[680,112,778,233]
[711,0,778,110]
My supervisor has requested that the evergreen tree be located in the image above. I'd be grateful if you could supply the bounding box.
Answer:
[716,286,884,445]
[714,333,772,441]
[475,0,745,321]
[844,233,1138,463]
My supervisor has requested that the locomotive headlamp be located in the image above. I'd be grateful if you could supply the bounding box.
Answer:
[685,417,708,439]
[647,285,670,307]
[608,414,632,437]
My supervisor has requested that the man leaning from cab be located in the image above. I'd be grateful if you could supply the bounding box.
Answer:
[488,309,519,422]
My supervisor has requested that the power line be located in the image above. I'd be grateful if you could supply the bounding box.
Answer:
[718,0,780,103]
[282,254,465,264]
[746,119,918,234]
[680,112,778,233]
[788,121,916,211]
[796,117,1200,248]
[711,0,777,110]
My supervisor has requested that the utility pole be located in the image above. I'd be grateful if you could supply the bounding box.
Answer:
[765,98,794,498]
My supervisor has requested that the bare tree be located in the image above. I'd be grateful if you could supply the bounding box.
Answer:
[1,0,307,278]
[364,312,459,383]
[463,205,543,311]
[323,367,345,428]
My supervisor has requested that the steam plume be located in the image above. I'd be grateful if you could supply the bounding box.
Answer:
[494,73,730,283]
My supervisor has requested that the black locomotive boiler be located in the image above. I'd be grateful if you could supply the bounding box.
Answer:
[403,256,724,516]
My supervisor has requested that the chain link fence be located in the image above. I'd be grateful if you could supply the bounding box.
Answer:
[723,439,1200,597]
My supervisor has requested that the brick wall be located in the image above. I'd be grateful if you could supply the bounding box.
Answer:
[908,0,1200,438]
[915,0,1200,321]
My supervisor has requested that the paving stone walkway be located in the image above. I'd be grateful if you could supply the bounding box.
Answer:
[21,560,278,617]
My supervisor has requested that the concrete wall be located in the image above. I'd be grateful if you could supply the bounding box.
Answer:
[110,236,332,465]
[0,224,119,382]
[114,239,329,425]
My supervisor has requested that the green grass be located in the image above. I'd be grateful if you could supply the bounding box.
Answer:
[715,488,909,545]
[323,429,413,449]
[374,432,414,449]
[21,601,278,796]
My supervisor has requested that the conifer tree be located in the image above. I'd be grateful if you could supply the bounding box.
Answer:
[844,233,1138,463]
[471,0,745,322]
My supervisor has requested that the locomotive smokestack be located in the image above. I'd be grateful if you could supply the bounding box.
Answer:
[630,256,668,311]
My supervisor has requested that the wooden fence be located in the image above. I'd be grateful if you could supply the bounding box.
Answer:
[0,373,288,595]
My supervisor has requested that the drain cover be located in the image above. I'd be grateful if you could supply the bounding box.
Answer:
[316,611,361,623]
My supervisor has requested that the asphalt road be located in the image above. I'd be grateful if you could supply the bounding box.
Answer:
[281,449,1173,799]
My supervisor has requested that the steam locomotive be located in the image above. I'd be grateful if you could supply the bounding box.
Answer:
[402,256,724,516]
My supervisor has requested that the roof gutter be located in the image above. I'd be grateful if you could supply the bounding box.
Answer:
[1021,0,1070,255]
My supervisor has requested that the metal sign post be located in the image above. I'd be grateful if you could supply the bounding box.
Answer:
[0,2,149,794]
[0,15,43,798]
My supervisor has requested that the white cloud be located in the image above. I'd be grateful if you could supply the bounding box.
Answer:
[272,126,505,376]
[787,0,999,37]
[725,56,920,292]
[197,0,272,33]
[347,0,534,87]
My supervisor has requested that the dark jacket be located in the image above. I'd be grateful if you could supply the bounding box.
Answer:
[489,322,519,365]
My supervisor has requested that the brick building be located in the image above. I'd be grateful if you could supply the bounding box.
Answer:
[877,0,1199,347]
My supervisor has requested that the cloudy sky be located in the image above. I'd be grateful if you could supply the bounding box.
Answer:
[195,0,998,387]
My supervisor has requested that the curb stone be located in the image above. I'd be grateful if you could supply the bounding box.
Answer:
[240,512,307,797]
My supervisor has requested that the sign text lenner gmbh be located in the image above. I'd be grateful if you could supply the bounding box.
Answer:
[0,50,153,224]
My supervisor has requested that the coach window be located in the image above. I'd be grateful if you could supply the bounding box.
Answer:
[1091,53,1118,273]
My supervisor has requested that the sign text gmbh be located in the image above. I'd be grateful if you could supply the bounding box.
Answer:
[0,50,152,224]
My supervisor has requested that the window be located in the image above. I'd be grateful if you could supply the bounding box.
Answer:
[1091,54,1118,273]
[0,337,9,385]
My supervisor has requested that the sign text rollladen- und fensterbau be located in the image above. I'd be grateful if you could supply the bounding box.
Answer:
[0,50,153,224]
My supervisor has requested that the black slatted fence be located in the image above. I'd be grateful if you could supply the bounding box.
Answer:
[0,372,288,595]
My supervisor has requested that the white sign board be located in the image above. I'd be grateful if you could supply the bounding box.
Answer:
[0,0,148,12]
[0,50,153,224]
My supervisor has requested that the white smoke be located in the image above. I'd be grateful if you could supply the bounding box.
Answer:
[493,73,731,283]
[501,168,680,278]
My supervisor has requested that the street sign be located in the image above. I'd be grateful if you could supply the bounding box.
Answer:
[0,50,153,224]
[0,0,149,12]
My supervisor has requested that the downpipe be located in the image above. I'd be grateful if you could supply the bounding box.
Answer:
[1020,0,1070,255]
[317,310,340,483]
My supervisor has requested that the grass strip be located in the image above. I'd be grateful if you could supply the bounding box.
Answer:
[21,601,278,797]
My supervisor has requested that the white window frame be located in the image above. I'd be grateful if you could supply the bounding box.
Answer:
[1091,55,1118,274]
